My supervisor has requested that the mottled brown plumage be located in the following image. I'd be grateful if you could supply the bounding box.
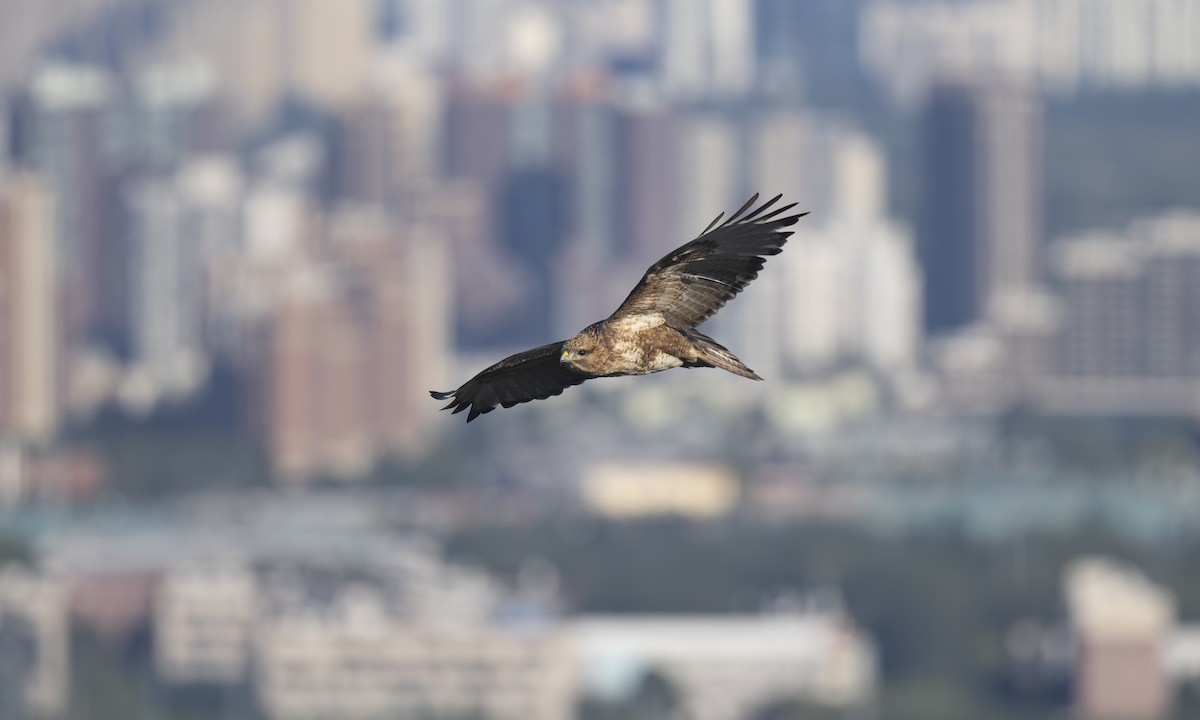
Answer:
[431,193,807,421]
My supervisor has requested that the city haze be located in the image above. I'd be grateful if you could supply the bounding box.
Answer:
[1,1,1200,719]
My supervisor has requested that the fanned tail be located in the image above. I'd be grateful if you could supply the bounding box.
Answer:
[684,330,762,381]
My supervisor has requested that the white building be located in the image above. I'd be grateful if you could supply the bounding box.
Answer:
[862,0,1200,101]
[748,125,921,376]
[660,0,755,99]
[123,177,207,411]
[576,610,877,720]
[0,566,69,718]
[255,584,576,720]
[154,560,258,685]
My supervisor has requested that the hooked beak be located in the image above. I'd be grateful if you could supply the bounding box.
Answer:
[561,349,570,364]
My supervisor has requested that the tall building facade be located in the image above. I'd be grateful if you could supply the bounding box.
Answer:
[261,208,450,482]
[9,64,110,351]
[0,173,58,444]
[1051,212,1200,381]
[659,0,755,99]
[918,81,1041,335]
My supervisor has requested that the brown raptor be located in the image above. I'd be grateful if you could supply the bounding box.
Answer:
[431,193,806,421]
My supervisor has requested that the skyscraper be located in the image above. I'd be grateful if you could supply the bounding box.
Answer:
[9,64,110,350]
[917,81,1042,335]
[123,159,238,408]
[659,0,755,99]
[0,173,58,444]
[260,208,450,482]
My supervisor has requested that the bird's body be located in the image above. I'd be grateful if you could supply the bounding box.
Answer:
[563,318,759,379]
[432,194,807,421]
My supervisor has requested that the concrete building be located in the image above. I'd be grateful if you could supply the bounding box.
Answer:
[863,0,1200,100]
[284,0,373,109]
[1036,211,1200,417]
[775,128,920,375]
[154,560,257,685]
[917,81,1041,336]
[339,67,444,204]
[1051,231,1143,379]
[0,173,58,444]
[0,566,69,719]
[256,584,576,720]
[25,519,880,720]
[9,63,111,351]
[580,461,739,519]
[168,0,372,128]
[261,207,451,481]
[264,265,369,480]
[123,178,206,410]
[120,158,240,411]
[659,0,755,99]
[576,610,876,720]
[743,119,921,379]
[1066,557,1175,720]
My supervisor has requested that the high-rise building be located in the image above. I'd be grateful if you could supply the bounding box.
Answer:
[339,67,444,204]
[1140,213,1200,378]
[264,265,370,481]
[0,173,58,444]
[553,97,622,337]
[284,0,373,108]
[659,0,755,99]
[863,0,1200,99]
[614,103,679,269]
[260,206,450,481]
[121,156,243,411]
[10,64,111,350]
[168,0,372,128]
[1050,212,1200,381]
[124,177,209,409]
[917,81,1041,335]
[769,128,920,376]
[1051,232,1144,378]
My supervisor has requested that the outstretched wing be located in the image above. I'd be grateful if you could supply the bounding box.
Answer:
[611,193,806,330]
[430,341,589,422]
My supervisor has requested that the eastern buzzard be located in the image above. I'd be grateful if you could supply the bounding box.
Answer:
[432,193,806,421]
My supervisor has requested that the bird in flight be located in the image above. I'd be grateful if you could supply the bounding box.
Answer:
[432,193,806,421]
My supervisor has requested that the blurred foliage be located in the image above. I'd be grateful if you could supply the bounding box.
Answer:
[447,519,1200,720]
[0,534,30,565]
[579,669,681,720]
[352,430,472,489]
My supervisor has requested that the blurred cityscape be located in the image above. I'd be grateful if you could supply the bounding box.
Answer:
[1,0,1200,719]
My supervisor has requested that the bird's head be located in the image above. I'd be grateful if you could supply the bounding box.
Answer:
[561,331,603,373]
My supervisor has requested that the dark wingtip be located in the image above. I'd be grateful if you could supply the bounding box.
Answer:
[430,390,454,400]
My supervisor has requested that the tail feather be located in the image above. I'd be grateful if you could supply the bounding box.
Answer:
[685,330,762,381]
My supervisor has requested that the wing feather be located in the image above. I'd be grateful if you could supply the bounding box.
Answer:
[611,193,807,330]
[430,341,589,422]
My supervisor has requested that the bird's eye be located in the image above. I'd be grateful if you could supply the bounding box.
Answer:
[577,349,589,356]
